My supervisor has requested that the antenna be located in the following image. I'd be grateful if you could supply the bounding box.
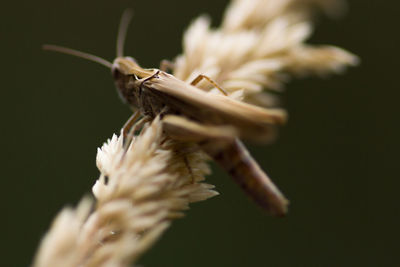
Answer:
[42,44,113,69]
[116,9,134,58]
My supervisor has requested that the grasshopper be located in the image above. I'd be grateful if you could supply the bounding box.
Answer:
[44,10,289,216]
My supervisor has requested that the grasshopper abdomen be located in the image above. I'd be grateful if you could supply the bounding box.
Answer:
[201,138,289,216]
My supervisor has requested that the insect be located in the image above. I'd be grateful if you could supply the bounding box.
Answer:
[43,10,289,216]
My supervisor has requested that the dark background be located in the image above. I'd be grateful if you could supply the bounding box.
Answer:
[1,0,398,266]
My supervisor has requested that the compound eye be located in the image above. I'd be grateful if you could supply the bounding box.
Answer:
[112,66,120,80]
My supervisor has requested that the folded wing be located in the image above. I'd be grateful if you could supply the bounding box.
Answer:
[147,71,287,142]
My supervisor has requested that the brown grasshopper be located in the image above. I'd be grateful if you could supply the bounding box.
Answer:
[43,11,289,216]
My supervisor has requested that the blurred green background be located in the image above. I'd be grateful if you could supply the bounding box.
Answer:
[1,0,398,266]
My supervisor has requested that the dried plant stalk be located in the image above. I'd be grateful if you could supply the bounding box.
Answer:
[34,0,358,266]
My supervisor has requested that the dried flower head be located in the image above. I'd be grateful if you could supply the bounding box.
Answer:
[173,0,358,106]
[33,118,217,267]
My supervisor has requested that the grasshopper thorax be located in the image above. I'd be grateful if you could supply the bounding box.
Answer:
[112,57,156,108]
